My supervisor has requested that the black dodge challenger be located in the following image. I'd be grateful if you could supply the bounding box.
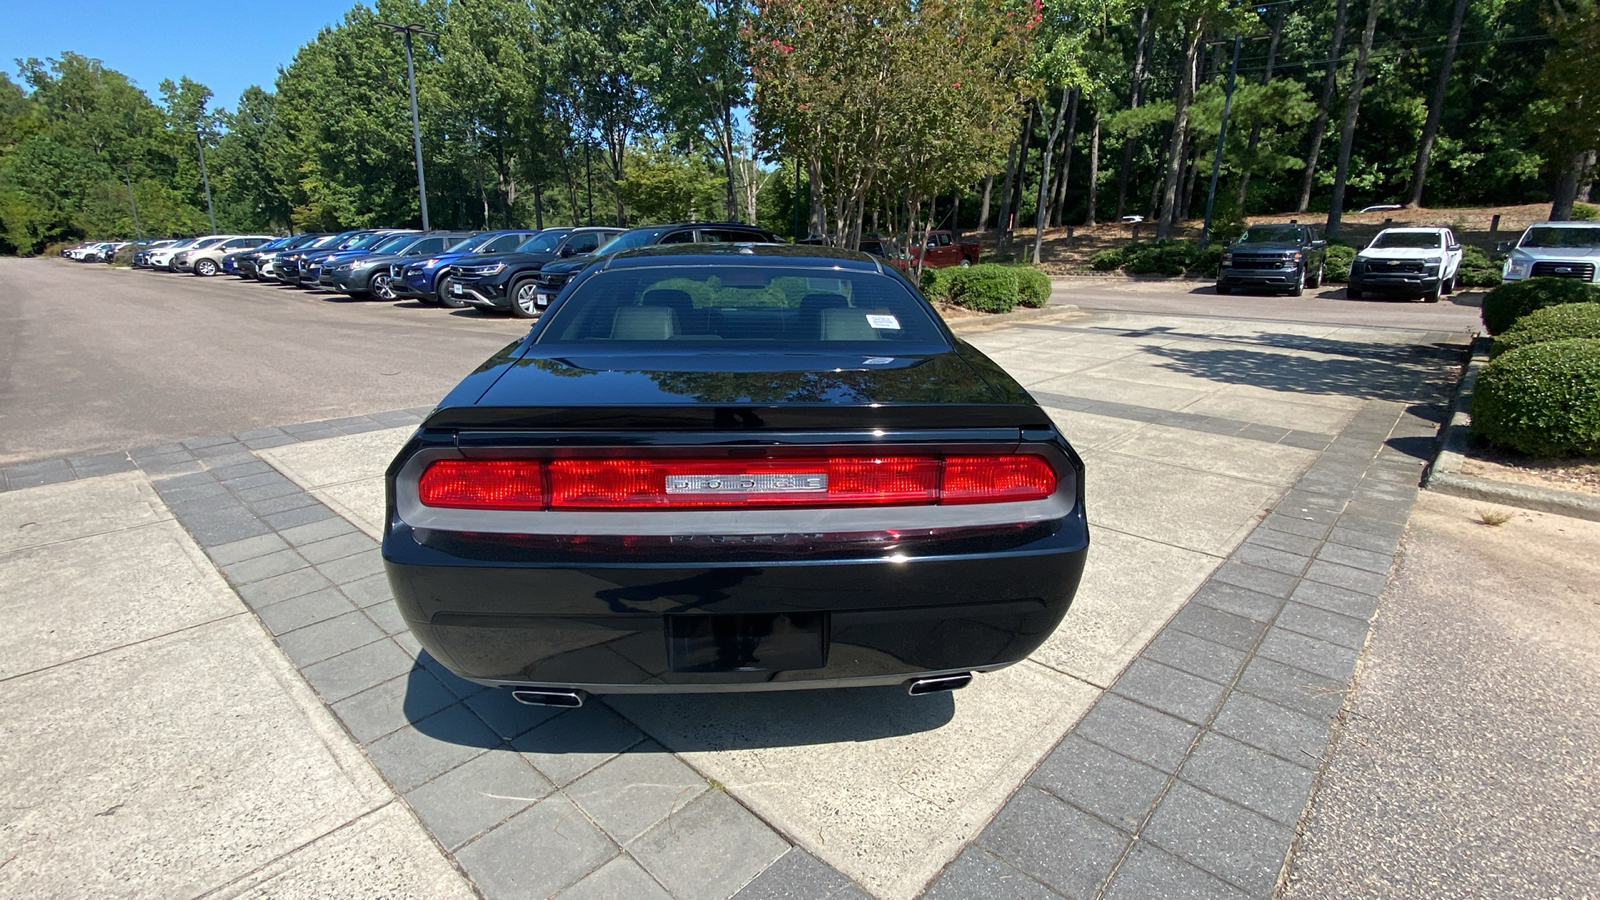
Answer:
[382,244,1088,706]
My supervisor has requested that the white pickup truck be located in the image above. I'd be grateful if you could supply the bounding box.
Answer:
[1499,221,1600,285]
[1346,227,1463,302]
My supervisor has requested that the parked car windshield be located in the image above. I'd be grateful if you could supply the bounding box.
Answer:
[1370,232,1443,249]
[594,228,667,256]
[1520,226,1600,249]
[1235,226,1302,244]
[515,231,567,253]
[343,233,391,250]
[449,235,493,253]
[537,265,948,349]
[370,234,416,253]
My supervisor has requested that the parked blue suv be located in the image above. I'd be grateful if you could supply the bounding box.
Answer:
[391,229,539,304]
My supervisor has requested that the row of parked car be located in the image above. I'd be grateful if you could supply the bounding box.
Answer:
[117,223,784,317]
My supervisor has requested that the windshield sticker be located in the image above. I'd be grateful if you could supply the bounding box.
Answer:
[806,277,846,293]
[866,314,900,330]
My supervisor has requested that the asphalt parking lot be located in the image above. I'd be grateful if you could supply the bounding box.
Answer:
[0,258,1519,898]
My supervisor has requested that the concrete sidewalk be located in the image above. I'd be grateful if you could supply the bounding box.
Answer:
[0,473,473,898]
[0,310,1472,899]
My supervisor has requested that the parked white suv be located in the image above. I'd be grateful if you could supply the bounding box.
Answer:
[1499,221,1600,284]
[1346,226,1463,302]
[148,237,207,271]
[178,235,272,276]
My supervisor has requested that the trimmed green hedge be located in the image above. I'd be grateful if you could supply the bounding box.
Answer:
[1089,240,1221,277]
[1491,302,1600,357]
[947,264,1021,313]
[1014,267,1052,308]
[919,266,955,303]
[1472,338,1600,456]
[1481,277,1600,335]
[1455,246,1502,288]
[1323,244,1357,282]
[919,263,1050,312]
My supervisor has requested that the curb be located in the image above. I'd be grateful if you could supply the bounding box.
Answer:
[1422,336,1600,522]
[945,304,1083,333]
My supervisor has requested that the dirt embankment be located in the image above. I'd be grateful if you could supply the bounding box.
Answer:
[962,203,1552,274]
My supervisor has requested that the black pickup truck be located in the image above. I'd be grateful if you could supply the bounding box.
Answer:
[1216,223,1328,297]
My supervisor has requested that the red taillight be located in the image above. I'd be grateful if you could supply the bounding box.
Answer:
[418,460,543,509]
[942,455,1057,504]
[417,454,1057,510]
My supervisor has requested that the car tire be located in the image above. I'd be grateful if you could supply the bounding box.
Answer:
[958,259,972,268]
[1215,284,1232,295]
[509,276,541,319]
[1424,280,1442,303]
[372,273,396,301]
[438,278,469,309]
[1288,266,1305,297]
[1347,285,1364,299]
[1309,264,1325,288]
[194,259,217,277]
[1442,275,1455,295]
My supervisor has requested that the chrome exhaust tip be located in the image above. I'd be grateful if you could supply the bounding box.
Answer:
[906,673,974,696]
[510,689,586,708]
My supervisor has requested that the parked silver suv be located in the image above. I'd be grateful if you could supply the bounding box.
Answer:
[1500,222,1600,284]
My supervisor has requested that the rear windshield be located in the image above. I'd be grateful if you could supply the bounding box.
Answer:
[1521,226,1600,249]
[536,265,948,349]
[1371,232,1442,249]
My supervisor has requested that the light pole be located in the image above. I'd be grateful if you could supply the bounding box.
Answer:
[1200,35,1242,249]
[194,125,217,234]
[376,21,436,230]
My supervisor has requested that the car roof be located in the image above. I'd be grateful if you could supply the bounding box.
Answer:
[1375,227,1450,234]
[601,243,882,271]
[1529,220,1600,227]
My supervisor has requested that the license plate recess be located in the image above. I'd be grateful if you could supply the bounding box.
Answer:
[666,613,828,673]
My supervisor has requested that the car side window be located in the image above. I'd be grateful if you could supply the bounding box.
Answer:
[487,235,523,253]
[660,230,696,244]
[934,233,952,247]
[411,238,445,255]
[565,233,601,255]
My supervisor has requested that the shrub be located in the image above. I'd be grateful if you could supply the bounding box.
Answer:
[1490,303,1600,357]
[1472,338,1600,456]
[947,263,1021,313]
[1323,244,1358,283]
[1574,203,1598,221]
[919,266,955,303]
[1481,276,1600,335]
[1088,246,1125,271]
[1121,240,1194,276]
[1455,245,1502,288]
[1189,242,1224,277]
[1013,266,1052,308]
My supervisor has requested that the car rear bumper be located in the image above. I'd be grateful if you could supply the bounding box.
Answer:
[383,520,1088,691]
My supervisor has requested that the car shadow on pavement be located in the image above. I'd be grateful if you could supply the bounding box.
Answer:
[404,654,959,751]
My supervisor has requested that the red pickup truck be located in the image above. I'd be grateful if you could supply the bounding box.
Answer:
[908,231,981,268]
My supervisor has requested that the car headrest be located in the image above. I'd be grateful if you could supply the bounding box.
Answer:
[642,289,693,311]
[800,292,850,311]
[820,307,880,341]
[611,306,676,340]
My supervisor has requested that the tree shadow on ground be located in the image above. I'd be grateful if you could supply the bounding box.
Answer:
[1134,333,1466,404]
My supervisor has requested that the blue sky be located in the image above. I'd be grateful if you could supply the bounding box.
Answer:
[3,0,353,110]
